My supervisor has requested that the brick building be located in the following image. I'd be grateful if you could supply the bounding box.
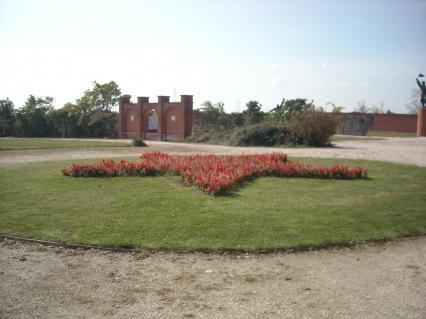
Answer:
[118,95,193,141]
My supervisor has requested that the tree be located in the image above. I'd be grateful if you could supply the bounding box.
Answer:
[199,101,232,128]
[0,98,15,136]
[77,81,121,112]
[46,107,68,137]
[15,95,55,137]
[370,103,385,114]
[356,101,392,114]
[243,100,264,124]
[355,101,369,113]
[324,102,344,113]
[48,81,122,138]
[229,112,245,127]
[269,98,313,121]
[406,88,421,114]
[88,112,118,137]
[269,98,286,122]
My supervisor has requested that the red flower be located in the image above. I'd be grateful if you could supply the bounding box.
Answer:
[62,152,367,194]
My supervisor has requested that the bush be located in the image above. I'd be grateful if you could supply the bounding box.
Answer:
[186,125,232,145]
[132,136,147,147]
[287,110,338,146]
[229,123,292,146]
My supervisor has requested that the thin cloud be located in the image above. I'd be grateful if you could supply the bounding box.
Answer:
[330,81,371,88]
[331,82,350,88]
[265,63,285,70]
[298,61,311,68]
[272,77,286,86]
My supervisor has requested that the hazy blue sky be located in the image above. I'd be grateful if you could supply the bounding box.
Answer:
[1,0,425,113]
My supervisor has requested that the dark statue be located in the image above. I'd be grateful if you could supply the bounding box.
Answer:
[417,73,426,108]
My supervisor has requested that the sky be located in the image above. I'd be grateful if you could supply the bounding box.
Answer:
[1,0,425,113]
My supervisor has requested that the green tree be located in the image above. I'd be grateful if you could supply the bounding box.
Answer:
[269,98,286,122]
[199,101,232,128]
[50,102,87,137]
[324,102,344,113]
[15,95,55,137]
[0,98,15,136]
[88,111,118,137]
[229,112,244,127]
[269,98,313,121]
[77,81,121,112]
[46,107,68,137]
[243,100,264,124]
[49,81,122,138]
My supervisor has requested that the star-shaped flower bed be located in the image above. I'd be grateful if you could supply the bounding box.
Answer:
[62,151,367,194]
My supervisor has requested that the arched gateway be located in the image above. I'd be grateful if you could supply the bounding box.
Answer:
[118,95,193,141]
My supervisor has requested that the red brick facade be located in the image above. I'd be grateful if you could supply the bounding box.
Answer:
[118,95,193,141]
[417,108,426,136]
[371,113,417,133]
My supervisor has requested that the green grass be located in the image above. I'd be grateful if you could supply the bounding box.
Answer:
[0,157,425,251]
[0,137,130,150]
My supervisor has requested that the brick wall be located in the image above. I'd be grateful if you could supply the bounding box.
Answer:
[371,114,417,133]
[337,112,417,135]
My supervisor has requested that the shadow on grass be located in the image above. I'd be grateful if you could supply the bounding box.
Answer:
[209,174,371,197]
[2,233,424,254]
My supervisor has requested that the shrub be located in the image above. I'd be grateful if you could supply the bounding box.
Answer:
[287,110,338,146]
[229,123,292,146]
[186,125,231,145]
[132,136,147,147]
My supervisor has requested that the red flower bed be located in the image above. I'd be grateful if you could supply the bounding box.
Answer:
[62,152,367,194]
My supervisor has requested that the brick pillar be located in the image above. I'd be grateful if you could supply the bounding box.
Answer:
[137,97,149,137]
[157,96,170,141]
[137,97,149,104]
[180,95,193,138]
[118,95,131,139]
[417,108,426,137]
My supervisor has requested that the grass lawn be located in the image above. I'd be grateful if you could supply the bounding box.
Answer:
[0,157,425,251]
[0,137,131,150]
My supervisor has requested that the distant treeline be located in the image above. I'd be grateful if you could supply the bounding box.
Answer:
[2,82,342,146]
[0,81,121,138]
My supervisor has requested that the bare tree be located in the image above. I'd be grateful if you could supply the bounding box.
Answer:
[406,88,421,114]
[355,101,369,112]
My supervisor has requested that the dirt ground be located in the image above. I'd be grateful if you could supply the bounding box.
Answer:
[1,237,425,319]
[1,137,426,318]
[1,136,426,167]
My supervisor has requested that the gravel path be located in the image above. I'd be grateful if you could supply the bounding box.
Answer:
[1,136,426,167]
[1,237,425,319]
